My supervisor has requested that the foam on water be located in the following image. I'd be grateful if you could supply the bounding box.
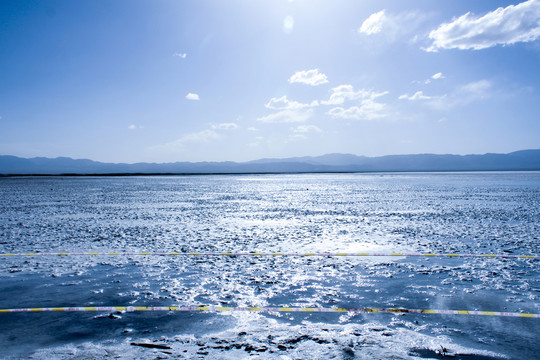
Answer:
[29,314,509,359]
[0,173,539,359]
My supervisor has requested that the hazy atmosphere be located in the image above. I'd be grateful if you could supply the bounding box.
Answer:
[1,0,540,162]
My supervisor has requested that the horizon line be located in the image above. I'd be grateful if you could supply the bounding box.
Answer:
[1,148,539,165]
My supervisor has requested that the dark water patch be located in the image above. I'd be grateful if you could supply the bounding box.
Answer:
[409,347,505,359]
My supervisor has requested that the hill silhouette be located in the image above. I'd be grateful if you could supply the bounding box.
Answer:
[1,150,539,175]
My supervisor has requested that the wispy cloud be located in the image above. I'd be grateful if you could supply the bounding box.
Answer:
[150,121,238,153]
[327,100,386,121]
[292,125,322,133]
[323,85,388,105]
[288,69,329,86]
[257,109,313,123]
[128,124,144,130]
[358,9,429,42]
[399,91,432,101]
[149,129,220,154]
[186,93,200,101]
[358,10,386,35]
[212,122,238,130]
[173,52,187,58]
[427,0,540,51]
[460,79,492,99]
[418,79,491,110]
[283,15,294,34]
[287,124,322,142]
[177,129,219,143]
[211,122,238,130]
[265,96,318,110]
[422,72,446,84]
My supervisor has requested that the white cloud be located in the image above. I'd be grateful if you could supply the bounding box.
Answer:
[428,0,540,51]
[323,85,388,120]
[283,15,294,34]
[422,72,445,84]
[323,85,388,105]
[186,93,200,100]
[265,96,318,110]
[248,127,259,131]
[358,10,429,42]
[257,109,313,123]
[211,122,238,130]
[327,99,386,121]
[359,10,386,35]
[288,69,329,86]
[173,52,187,58]
[399,91,432,101]
[128,124,137,130]
[292,125,322,133]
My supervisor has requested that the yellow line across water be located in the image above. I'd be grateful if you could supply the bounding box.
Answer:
[0,306,537,318]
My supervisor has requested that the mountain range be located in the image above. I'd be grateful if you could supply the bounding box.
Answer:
[1,150,539,175]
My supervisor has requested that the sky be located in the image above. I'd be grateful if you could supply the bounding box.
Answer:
[1,0,540,163]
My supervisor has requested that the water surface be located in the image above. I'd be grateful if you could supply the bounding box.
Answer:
[0,173,539,359]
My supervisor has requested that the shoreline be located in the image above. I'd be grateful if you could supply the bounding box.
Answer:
[2,169,540,177]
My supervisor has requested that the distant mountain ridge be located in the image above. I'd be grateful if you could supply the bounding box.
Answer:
[1,150,539,175]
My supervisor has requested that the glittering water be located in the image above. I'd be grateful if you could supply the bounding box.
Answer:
[0,173,539,359]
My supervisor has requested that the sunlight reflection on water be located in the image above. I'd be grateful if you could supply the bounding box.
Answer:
[0,173,539,358]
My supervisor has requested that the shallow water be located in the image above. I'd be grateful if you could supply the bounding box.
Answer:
[0,173,539,359]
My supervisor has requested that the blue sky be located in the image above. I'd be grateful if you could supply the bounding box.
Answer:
[1,0,539,163]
